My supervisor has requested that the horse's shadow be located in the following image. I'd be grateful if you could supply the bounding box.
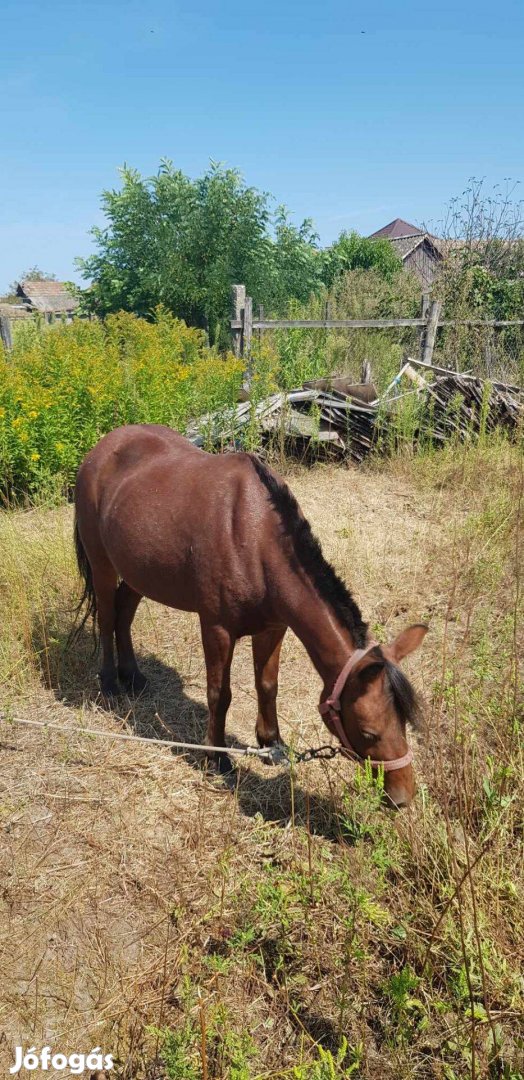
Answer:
[34,618,345,840]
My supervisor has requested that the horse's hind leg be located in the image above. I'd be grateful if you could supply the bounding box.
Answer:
[252,625,287,750]
[115,581,147,693]
[200,621,236,774]
[92,565,119,697]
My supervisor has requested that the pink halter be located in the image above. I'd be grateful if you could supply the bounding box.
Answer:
[318,644,413,772]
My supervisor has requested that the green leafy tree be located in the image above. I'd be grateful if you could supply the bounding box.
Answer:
[77,161,321,343]
[321,230,402,288]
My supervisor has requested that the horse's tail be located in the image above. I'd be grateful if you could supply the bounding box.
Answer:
[70,517,98,645]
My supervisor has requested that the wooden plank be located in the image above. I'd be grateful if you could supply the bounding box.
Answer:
[438,318,524,327]
[419,293,430,356]
[421,299,442,365]
[407,356,474,378]
[249,318,428,329]
[242,295,253,388]
[0,316,13,351]
[230,317,524,331]
[231,285,246,358]
[361,359,372,384]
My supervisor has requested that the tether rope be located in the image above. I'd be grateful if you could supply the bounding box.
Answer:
[0,713,341,765]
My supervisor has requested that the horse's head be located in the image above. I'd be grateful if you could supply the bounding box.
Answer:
[336,625,428,808]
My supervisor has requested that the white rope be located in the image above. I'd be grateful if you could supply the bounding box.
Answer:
[0,713,278,760]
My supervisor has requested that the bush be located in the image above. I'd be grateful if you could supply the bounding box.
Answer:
[0,309,243,498]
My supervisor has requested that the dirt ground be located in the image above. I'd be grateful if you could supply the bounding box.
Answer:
[0,455,522,1078]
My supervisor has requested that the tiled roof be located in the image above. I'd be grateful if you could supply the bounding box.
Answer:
[369,218,422,239]
[17,280,79,313]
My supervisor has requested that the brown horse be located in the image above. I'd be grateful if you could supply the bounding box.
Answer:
[74,425,427,808]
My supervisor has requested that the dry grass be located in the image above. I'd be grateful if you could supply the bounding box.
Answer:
[0,442,523,1079]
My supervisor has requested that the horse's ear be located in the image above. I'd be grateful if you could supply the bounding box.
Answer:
[384,624,428,663]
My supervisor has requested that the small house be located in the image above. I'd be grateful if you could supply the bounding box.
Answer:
[16,279,79,319]
[369,218,444,289]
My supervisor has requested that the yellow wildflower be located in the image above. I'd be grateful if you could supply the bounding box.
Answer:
[19,433,29,443]
[29,410,38,419]
[31,452,40,461]
[55,441,65,453]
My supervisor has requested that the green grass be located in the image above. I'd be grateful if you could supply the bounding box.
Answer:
[0,413,523,1078]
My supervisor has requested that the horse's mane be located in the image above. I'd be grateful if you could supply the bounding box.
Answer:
[249,454,368,648]
[382,656,422,730]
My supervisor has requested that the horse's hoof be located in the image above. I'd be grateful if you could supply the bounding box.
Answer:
[205,751,235,777]
[98,675,120,700]
[217,751,235,776]
[118,669,148,695]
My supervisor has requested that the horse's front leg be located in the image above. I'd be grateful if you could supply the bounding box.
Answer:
[252,625,287,752]
[200,620,236,774]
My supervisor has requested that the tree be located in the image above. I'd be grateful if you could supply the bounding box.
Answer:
[320,231,403,289]
[437,179,524,320]
[77,161,322,343]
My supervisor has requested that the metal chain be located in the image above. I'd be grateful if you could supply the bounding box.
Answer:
[293,744,342,763]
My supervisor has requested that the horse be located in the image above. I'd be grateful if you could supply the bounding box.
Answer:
[74,424,427,808]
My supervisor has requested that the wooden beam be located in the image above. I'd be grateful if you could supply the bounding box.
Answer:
[419,293,430,356]
[229,316,524,331]
[360,359,372,384]
[421,299,442,366]
[242,295,253,384]
[0,316,13,351]
[247,318,428,329]
[231,284,246,358]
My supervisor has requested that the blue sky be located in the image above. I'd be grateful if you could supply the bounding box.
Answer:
[1,0,523,292]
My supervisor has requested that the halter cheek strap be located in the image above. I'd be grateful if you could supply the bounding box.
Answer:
[318,644,414,773]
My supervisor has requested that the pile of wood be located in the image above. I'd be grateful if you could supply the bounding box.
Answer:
[187,361,523,460]
[422,373,524,442]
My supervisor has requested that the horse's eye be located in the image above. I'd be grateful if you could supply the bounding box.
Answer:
[361,731,378,744]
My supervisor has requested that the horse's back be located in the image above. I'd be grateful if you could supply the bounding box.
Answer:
[77,424,202,488]
[74,426,272,623]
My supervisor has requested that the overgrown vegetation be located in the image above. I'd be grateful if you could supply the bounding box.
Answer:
[74,161,410,346]
[76,161,323,344]
[435,180,524,377]
[0,440,522,1078]
[0,309,251,497]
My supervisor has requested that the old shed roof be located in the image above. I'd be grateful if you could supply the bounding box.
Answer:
[0,302,31,320]
[17,280,79,313]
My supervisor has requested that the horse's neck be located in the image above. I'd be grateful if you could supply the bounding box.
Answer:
[282,576,356,691]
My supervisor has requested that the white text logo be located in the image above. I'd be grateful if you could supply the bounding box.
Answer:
[10,1046,114,1074]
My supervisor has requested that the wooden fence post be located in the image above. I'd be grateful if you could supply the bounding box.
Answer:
[419,293,429,358]
[242,295,253,386]
[361,359,372,384]
[421,299,442,366]
[0,316,13,351]
[231,284,246,358]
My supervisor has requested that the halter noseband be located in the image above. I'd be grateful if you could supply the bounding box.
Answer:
[318,644,413,773]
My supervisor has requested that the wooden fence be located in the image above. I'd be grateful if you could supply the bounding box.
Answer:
[0,310,83,351]
[230,285,524,371]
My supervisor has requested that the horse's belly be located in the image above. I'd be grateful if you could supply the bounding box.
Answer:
[101,517,266,627]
